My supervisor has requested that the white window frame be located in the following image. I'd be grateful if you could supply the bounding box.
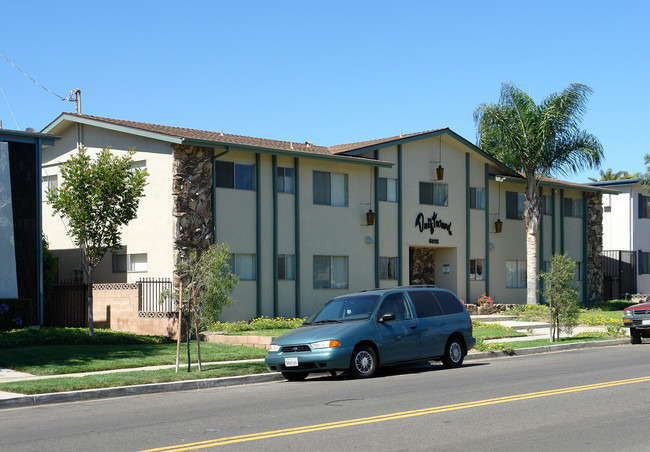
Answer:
[230,254,257,280]
[313,255,349,289]
[378,178,397,202]
[419,182,449,206]
[313,171,348,207]
[505,260,526,288]
[469,188,484,210]
[112,253,148,273]
[380,256,398,280]
[277,167,294,194]
[470,259,485,280]
[42,174,58,202]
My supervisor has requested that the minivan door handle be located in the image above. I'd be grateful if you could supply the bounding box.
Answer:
[409,324,417,329]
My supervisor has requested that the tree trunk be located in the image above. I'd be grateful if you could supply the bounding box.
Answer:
[192,289,202,372]
[526,228,538,305]
[186,313,191,372]
[87,267,94,336]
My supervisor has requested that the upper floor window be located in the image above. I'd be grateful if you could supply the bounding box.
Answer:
[639,194,650,219]
[378,178,397,202]
[215,161,255,190]
[470,187,484,210]
[42,175,58,201]
[563,197,583,218]
[277,167,294,194]
[419,182,448,206]
[641,252,650,275]
[112,253,148,273]
[506,192,524,220]
[313,171,348,206]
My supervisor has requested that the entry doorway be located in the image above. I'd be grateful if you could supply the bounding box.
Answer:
[409,247,436,285]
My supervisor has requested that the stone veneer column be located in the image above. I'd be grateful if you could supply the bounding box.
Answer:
[586,193,603,301]
[172,144,214,269]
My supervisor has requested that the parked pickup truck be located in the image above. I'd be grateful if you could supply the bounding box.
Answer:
[623,301,650,344]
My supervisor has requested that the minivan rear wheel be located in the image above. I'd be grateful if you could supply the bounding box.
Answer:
[442,337,464,368]
[350,345,378,378]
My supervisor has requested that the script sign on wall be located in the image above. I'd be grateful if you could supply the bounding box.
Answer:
[415,211,453,244]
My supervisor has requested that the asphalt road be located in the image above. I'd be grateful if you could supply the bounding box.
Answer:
[2,345,650,451]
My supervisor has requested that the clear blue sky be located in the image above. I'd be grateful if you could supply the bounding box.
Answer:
[1,0,648,182]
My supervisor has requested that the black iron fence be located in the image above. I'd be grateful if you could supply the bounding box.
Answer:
[44,282,87,327]
[138,278,174,313]
[602,250,637,300]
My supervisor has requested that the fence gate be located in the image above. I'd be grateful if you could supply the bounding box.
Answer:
[44,282,87,327]
[602,250,637,300]
[138,278,173,314]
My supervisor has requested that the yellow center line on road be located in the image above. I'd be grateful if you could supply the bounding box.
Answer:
[139,375,650,451]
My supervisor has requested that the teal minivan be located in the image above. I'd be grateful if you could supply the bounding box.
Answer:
[265,286,475,381]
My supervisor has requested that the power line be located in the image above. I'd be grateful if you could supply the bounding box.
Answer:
[0,84,20,129]
[0,53,76,102]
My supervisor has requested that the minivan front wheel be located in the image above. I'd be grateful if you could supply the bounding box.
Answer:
[350,345,377,378]
[442,337,465,368]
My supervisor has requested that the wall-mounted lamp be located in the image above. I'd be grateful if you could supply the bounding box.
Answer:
[494,218,503,233]
[436,165,444,181]
[366,209,376,226]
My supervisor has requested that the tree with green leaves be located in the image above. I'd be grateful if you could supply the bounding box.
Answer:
[639,154,650,194]
[588,168,637,182]
[539,253,580,342]
[47,146,148,335]
[167,243,238,371]
[475,82,603,304]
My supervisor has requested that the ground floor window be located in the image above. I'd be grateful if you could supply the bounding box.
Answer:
[277,254,296,280]
[112,253,148,273]
[230,254,256,280]
[505,260,526,288]
[641,252,650,275]
[380,256,398,280]
[470,259,485,280]
[574,261,583,281]
[313,255,348,289]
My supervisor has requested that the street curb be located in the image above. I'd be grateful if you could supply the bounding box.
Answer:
[465,338,630,360]
[0,339,630,410]
[0,372,284,410]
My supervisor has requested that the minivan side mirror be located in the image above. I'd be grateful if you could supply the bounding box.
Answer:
[379,313,396,323]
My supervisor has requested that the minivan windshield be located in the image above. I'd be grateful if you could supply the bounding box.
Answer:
[305,294,381,324]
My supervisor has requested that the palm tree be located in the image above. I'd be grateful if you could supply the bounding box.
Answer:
[474,82,603,305]
[587,168,637,181]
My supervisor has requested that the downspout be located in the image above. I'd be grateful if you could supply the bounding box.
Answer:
[484,163,489,297]
[374,151,379,288]
[397,144,403,285]
[256,153,262,317]
[560,189,565,254]
[465,153,470,302]
[552,189,557,255]
[582,191,588,302]
[294,158,301,317]
[272,156,278,317]
[36,137,43,325]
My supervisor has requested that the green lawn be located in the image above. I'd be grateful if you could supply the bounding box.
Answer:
[0,342,267,376]
[0,362,271,395]
[473,323,527,340]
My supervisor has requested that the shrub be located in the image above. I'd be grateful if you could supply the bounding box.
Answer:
[0,299,32,331]
[210,317,305,333]
[476,293,494,306]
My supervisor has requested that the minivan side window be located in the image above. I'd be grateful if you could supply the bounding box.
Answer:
[377,293,413,320]
[434,291,464,314]
[407,290,443,318]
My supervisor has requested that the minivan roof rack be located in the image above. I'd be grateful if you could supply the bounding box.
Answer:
[394,284,438,289]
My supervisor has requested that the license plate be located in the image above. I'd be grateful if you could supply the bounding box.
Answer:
[642,320,650,325]
[284,357,299,367]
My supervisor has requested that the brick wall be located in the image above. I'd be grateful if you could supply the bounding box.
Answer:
[92,283,179,337]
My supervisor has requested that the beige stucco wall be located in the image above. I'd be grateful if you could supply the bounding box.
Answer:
[42,124,174,283]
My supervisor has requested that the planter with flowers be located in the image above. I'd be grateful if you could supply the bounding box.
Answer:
[476,293,494,315]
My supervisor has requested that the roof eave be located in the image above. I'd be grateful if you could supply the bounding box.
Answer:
[42,113,183,145]
[181,137,394,168]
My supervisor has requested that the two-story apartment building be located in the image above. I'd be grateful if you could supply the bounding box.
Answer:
[41,113,611,321]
